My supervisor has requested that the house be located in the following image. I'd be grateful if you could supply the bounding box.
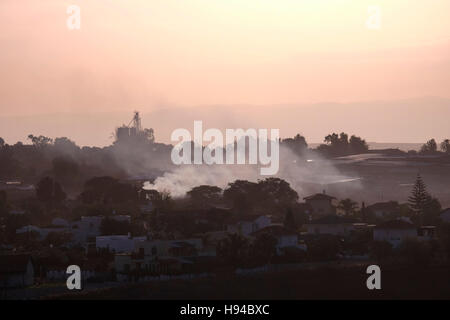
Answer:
[110,215,131,223]
[306,215,359,236]
[115,238,203,278]
[140,202,154,215]
[226,215,272,236]
[135,238,203,258]
[70,216,104,243]
[366,201,400,218]
[114,253,185,277]
[201,231,229,246]
[96,234,147,253]
[9,209,26,215]
[16,225,41,235]
[418,226,436,241]
[79,216,103,235]
[0,254,34,288]
[16,225,69,240]
[168,241,199,258]
[251,225,305,254]
[71,215,132,244]
[198,231,229,256]
[440,208,450,223]
[52,218,70,227]
[39,226,71,239]
[373,220,418,247]
[303,192,337,217]
[115,252,159,275]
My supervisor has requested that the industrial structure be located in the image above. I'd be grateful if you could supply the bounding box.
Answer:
[114,111,154,144]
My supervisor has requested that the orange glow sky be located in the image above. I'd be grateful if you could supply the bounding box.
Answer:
[0,0,450,144]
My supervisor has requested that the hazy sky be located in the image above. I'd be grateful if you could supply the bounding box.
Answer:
[1,0,450,144]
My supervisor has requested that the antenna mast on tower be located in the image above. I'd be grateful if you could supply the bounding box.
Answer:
[128,111,142,132]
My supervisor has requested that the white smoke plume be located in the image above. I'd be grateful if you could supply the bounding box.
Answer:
[144,145,362,199]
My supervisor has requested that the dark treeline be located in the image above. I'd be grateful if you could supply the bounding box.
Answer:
[0,131,449,199]
[280,132,369,158]
[280,133,450,158]
[0,134,172,195]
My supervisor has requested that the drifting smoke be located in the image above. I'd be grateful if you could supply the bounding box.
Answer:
[143,144,362,198]
[143,165,257,198]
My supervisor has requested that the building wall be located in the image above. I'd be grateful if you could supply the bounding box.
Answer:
[307,223,354,236]
[71,216,103,244]
[277,235,298,248]
[96,236,146,253]
[373,228,417,247]
[441,210,450,223]
[136,239,203,258]
[114,254,166,274]
[306,199,336,216]
[228,216,272,236]
[254,216,271,230]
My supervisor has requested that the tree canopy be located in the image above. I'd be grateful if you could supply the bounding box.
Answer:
[281,134,308,156]
[440,139,450,154]
[420,139,438,154]
[317,132,368,157]
[187,185,222,208]
[36,176,67,204]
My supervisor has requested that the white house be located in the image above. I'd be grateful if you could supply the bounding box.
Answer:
[114,253,173,276]
[52,218,70,227]
[440,208,450,223]
[9,209,26,215]
[418,226,436,241]
[303,192,337,217]
[226,215,272,236]
[373,220,418,248]
[71,215,131,244]
[16,225,69,240]
[16,225,41,235]
[306,215,359,236]
[366,201,400,218]
[96,234,147,253]
[251,225,305,254]
[0,254,34,288]
[135,238,203,258]
[140,202,154,214]
[80,216,103,234]
[70,216,104,243]
[39,226,71,239]
[115,238,204,276]
[110,215,131,223]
